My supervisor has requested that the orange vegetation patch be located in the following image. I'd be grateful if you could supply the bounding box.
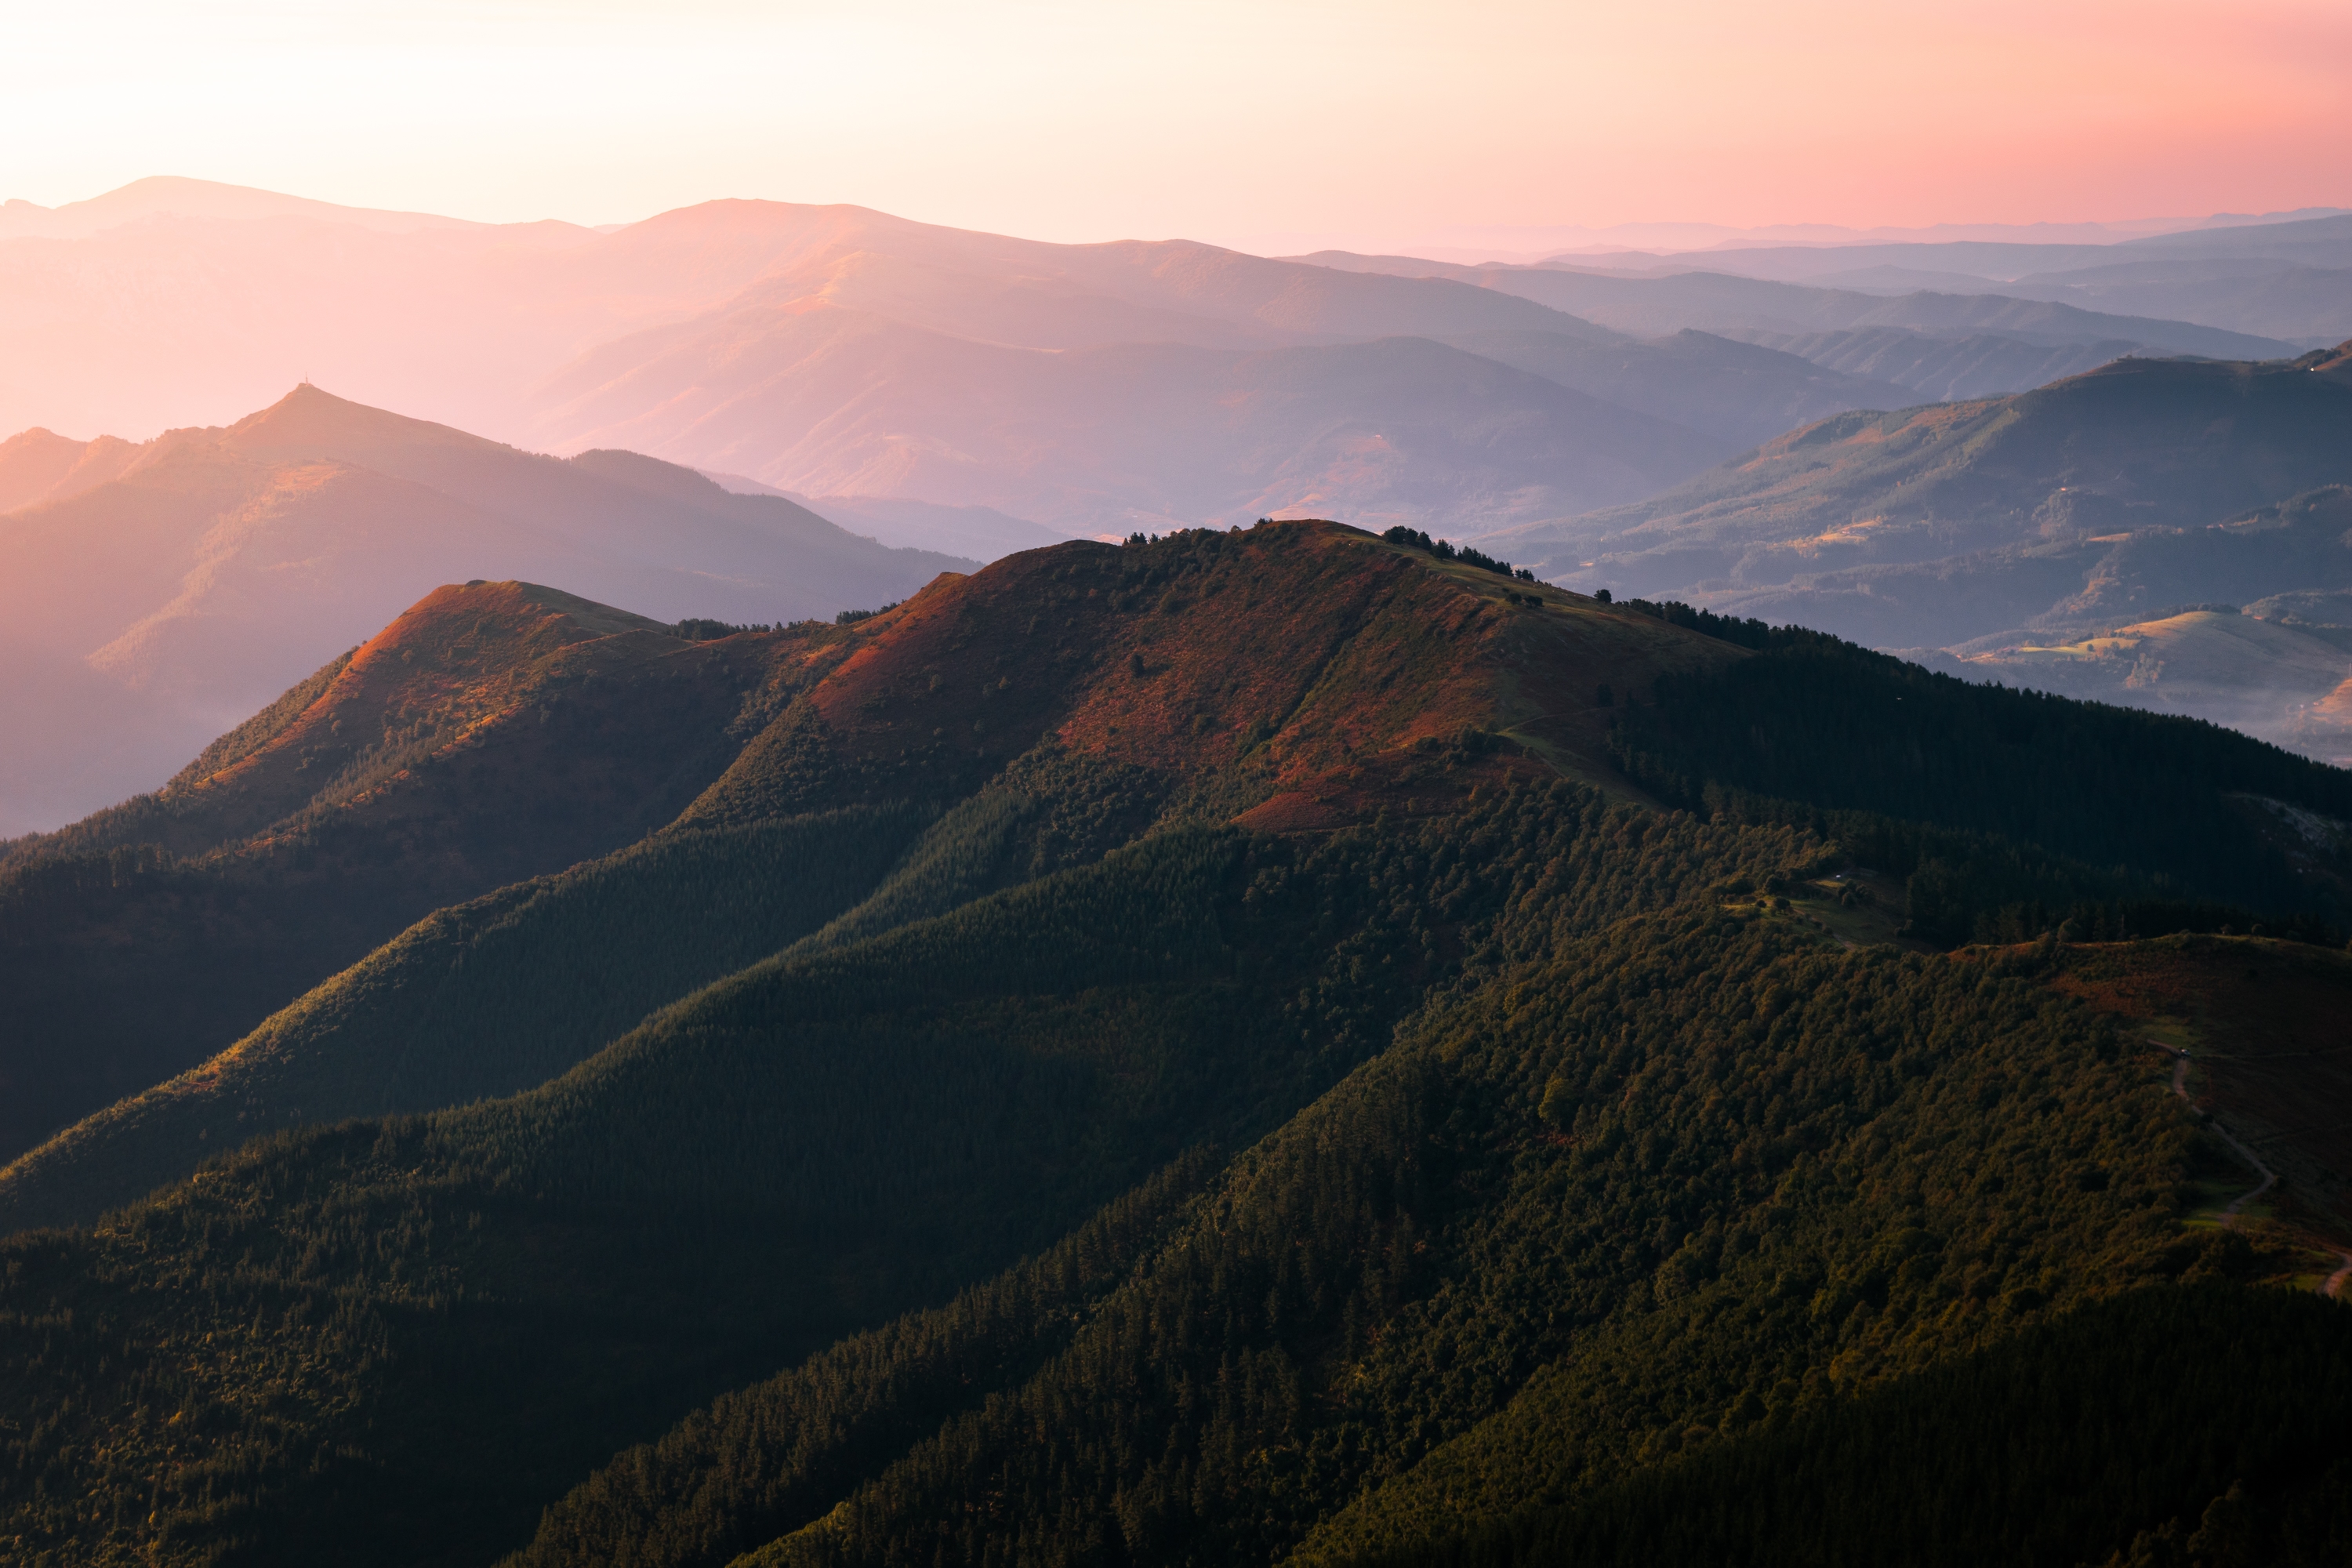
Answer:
[794,519,1744,829]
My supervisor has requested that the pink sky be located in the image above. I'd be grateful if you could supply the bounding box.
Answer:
[4,0,2348,249]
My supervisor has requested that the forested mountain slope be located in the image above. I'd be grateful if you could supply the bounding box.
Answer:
[0,579,802,1163]
[1341,1285,2352,1567]
[0,782,1815,1566]
[4,520,2350,1568]
[0,522,1728,1225]
[1600,619,2352,938]
[517,913,2347,1568]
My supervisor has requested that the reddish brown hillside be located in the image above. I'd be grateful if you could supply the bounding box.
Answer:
[2,522,1748,1168]
[691,518,1744,833]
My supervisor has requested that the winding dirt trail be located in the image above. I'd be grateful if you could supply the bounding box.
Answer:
[2156,1040,2350,1295]
[2154,1041,2275,1228]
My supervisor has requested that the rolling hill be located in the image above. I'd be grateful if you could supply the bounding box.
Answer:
[1475,351,2352,625]
[4,518,2351,1568]
[1460,356,2352,760]
[0,385,971,834]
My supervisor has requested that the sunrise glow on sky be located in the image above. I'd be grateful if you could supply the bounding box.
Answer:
[5,0,2350,247]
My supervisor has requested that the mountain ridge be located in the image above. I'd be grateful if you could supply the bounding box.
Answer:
[0,385,975,833]
[4,516,2350,1566]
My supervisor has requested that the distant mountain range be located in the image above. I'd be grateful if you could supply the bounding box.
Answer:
[9,178,2343,553]
[10,180,2352,816]
[1301,247,2315,398]
[0,387,967,833]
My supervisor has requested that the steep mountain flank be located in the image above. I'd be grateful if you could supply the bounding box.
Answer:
[0,580,803,1163]
[0,521,1733,1215]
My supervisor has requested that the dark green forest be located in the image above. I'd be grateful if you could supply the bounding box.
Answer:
[3,521,2347,1568]
[1348,1284,2352,1568]
[1605,623,2352,941]
[0,803,935,1232]
[5,783,1817,1565]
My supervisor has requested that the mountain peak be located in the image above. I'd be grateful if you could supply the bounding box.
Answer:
[223,383,515,465]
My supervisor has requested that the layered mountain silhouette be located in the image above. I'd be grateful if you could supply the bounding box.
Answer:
[1303,244,2314,402]
[9,185,2352,1568]
[1305,252,2298,360]
[4,518,2350,1568]
[0,181,2106,550]
[529,320,1726,534]
[1569,213,2352,344]
[0,386,968,833]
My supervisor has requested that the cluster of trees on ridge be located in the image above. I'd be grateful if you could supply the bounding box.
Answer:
[1379,525,1539,582]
